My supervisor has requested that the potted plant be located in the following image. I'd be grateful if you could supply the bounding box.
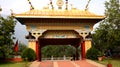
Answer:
[98,56,103,61]
[107,58,112,67]
[98,51,104,61]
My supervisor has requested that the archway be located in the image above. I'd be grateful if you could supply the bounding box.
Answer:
[41,45,77,60]
[36,30,83,61]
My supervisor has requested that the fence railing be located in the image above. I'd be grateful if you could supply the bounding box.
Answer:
[42,57,72,61]
[41,56,81,61]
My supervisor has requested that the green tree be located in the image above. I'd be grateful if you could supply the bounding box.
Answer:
[18,42,27,55]
[86,47,99,60]
[105,0,120,47]
[93,0,120,52]
[92,23,111,51]
[41,45,76,58]
[21,48,36,61]
[0,16,16,59]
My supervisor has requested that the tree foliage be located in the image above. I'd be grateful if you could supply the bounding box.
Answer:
[93,0,120,52]
[18,42,27,55]
[86,47,99,60]
[0,16,16,59]
[41,45,79,58]
[21,48,36,61]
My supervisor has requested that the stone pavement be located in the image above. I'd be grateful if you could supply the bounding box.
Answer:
[29,60,106,67]
[29,61,40,67]
[86,59,106,67]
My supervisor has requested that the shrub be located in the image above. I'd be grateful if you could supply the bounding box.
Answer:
[21,48,36,61]
[86,47,99,60]
[0,51,4,59]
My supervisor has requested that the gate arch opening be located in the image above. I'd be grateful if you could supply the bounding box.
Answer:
[41,45,78,60]
[37,30,83,61]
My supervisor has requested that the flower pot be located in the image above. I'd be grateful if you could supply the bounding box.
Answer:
[98,56,103,61]
[107,64,112,67]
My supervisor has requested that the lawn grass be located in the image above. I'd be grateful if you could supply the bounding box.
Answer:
[0,61,31,67]
[96,58,120,67]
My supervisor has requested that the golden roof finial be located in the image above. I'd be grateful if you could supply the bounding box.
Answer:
[71,4,76,10]
[43,4,50,9]
[56,0,64,9]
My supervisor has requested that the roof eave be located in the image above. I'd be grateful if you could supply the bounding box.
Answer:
[15,15,105,19]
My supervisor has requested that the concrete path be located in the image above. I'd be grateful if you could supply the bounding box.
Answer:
[86,59,106,67]
[29,61,40,67]
[29,60,106,67]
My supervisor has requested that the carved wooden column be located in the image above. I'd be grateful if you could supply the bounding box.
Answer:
[36,41,39,61]
[75,29,91,60]
[31,29,46,61]
[81,40,86,60]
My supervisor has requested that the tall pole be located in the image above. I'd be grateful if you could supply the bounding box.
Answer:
[65,0,68,10]
[27,0,34,10]
[85,0,91,11]
[50,0,54,10]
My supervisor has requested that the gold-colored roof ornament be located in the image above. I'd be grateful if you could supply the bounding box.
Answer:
[56,0,64,9]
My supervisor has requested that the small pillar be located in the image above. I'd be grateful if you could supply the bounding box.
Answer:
[81,41,86,60]
[51,55,54,60]
[63,55,66,60]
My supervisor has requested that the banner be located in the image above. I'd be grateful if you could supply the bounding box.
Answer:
[14,40,18,53]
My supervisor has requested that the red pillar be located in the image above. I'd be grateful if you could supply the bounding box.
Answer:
[81,41,86,60]
[36,41,39,61]
[39,45,41,61]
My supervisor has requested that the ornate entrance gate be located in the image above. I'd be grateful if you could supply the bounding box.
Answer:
[14,0,105,61]
[37,30,82,61]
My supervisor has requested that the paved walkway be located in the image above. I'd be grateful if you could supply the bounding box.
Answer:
[29,60,106,67]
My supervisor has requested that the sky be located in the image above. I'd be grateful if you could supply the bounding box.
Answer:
[0,0,107,45]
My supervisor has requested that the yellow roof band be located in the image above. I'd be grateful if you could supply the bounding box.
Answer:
[15,9,105,19]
